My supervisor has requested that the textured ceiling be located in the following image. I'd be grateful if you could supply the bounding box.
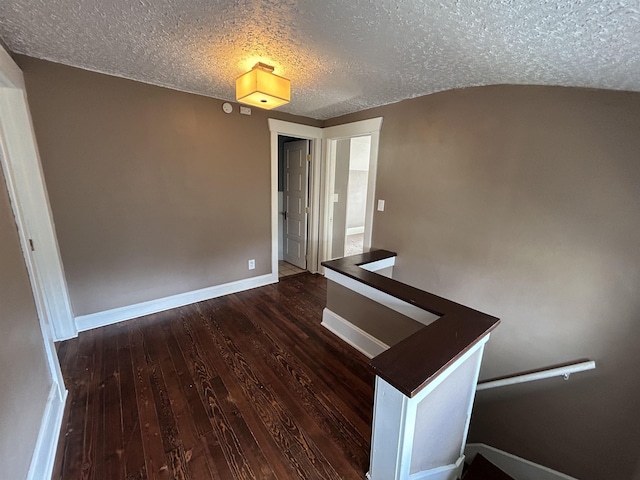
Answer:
[0,0,638,120]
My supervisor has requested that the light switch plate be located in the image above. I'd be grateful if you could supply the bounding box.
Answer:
[377,199,385,211]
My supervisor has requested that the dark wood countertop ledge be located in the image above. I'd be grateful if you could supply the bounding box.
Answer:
[322,250,500,398]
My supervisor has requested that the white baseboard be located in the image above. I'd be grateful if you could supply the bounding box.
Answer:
[408,455,465,480]
[346,226,365,236]
[368,456,464,480]
[28,384,67,480]
[465,444,577,480]
[76,273,278,332]
[321,308,389,359]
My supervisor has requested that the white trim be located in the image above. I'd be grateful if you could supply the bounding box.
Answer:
[476,360,596,391]
[321,118,383,267]
[321,308,390,358]
[76,273,277,332]
[0,45,70,402]
[324,267,438,326]
[27,384,67,480]
[323,139,337,262]
[364,129,381,250]
[0,47,76,342]
[0,46,25,89]
[323,117,384,139]
[464,444,578,480]
[359,256,396,272]
[268,119,323,276]
[408,456,465,480]
[269,119,323,140]
[0,94,77,341]
[346,225,365,236]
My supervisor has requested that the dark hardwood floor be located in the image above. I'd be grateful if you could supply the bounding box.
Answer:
[52,273,375,480]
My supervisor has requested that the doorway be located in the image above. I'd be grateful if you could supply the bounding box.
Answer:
[268,117,382,277]
[322,117,383,264]
[278,135,311,278]
[326,135,372,259]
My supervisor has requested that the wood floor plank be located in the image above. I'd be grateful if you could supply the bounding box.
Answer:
[141,320,194,480]
[129,322,171,480]
[228,291,374,436]
[160,321,213,438]
[242,290,374,429]
[223,294,371,473]
[191,324,316,479]
[200,431,236,480]
[116,324,147,480]
[194,302,343,480]
[55,273,374,480]
[170,309,300,480]
[102,330,125,480]
[208,374,277,480]
[170,312,257,480]
[147,318,215,479]
[82,328,104,480]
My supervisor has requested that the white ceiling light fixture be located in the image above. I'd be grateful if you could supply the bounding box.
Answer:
[236,62,290,110]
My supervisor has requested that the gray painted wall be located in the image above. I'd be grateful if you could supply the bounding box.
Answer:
[17,56,321,316]
[0,163,52,479]
[326,85,640,480]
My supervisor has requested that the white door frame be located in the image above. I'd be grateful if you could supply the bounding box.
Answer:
[322,118,383,266]
[269,119,323,274]
[0,46,76,395]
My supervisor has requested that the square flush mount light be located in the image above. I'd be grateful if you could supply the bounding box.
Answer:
[236,62,290,110]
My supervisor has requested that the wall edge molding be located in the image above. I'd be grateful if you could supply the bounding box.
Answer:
[27,384,67,480]
[321,307,389,359]
[76,273,278,332]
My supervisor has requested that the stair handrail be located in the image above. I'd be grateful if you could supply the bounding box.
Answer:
[476,360,596,391]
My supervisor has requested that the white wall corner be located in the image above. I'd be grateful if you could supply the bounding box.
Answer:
[27,384,67,480]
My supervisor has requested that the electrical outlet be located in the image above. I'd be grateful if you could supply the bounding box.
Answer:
[240,106,252,115]
[248,259,255,270]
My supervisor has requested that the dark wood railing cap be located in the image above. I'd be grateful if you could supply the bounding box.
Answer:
[322,250,500,398]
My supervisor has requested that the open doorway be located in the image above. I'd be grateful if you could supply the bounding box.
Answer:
[326,135,372,259]
[268,118,381,277]
[278,135,311,278]
[322,117,382,263]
